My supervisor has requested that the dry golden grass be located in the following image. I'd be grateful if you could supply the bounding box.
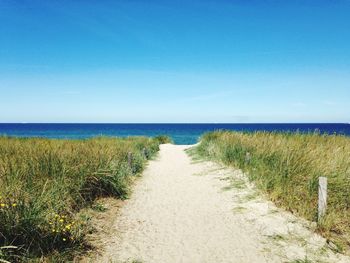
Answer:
[0,136,166,261]
[196,131,350,252]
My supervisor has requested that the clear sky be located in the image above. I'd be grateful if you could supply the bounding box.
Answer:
[0,0,349,123]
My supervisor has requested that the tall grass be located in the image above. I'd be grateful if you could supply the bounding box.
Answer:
[196,131,350,252]
[0,136,166,261]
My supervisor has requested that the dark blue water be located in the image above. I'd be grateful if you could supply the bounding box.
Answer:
[0,123,349,145]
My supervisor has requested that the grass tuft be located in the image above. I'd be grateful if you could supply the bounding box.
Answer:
[154,135,173,144]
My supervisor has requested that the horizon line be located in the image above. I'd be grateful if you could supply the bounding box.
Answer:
[0,122,349,125]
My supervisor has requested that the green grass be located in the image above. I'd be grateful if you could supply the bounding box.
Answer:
[153,135,173,144]
[195,131,350,253]
[0,136,168,261]
[288,258,312,263]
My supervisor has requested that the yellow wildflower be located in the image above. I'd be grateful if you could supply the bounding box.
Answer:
[59,219,64,222]
[0,203,5,207]
[62,238,66,241]
[12,203,17,207]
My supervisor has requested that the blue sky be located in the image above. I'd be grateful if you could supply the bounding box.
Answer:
[0,0,349,123]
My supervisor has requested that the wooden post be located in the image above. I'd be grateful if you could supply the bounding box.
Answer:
[127,152,133,167]
[318,176,327,221]
[143,147,148,159]
[245,152,251,163]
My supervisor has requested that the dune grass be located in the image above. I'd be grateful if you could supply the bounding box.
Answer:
[0,135,167,262]
[195,131,350,252]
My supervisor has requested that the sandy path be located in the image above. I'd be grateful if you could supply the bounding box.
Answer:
[96,144,350,263]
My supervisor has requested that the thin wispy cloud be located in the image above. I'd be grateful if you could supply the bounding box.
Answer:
[322,101,337,106]
[0,64,49,70]
[177,90,235,103]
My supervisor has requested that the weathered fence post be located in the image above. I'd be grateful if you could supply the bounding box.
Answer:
[143,147,148,159]
[318,176,327,222]
[127,152,133,168]
[245,152,251,164]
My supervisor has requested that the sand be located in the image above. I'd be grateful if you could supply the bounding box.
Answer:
[94,144,350,263]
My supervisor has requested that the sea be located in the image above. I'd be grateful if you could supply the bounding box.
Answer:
[0,123,349,145]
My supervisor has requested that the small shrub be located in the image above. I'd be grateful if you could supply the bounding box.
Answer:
[154,135,173,144]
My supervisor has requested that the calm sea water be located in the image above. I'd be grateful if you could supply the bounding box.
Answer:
[0,123,349,145]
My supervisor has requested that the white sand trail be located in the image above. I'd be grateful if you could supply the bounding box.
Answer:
[97,144,349,263]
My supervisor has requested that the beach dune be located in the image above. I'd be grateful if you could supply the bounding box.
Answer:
[93,144,350,263]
